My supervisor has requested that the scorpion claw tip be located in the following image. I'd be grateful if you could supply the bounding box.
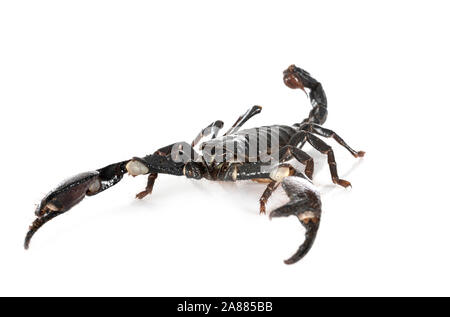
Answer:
[24,232,32,250]
[284,258,295,265]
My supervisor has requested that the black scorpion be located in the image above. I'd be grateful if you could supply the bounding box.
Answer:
[25,65,364,264]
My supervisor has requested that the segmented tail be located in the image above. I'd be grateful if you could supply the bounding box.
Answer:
[283,65,328,125]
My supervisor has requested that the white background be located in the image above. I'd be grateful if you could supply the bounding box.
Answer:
[0,1,449,296]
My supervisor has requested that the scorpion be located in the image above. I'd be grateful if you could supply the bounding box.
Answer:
[24,65,364,264]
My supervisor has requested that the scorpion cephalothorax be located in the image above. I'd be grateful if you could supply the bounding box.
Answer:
[25,65,364,264]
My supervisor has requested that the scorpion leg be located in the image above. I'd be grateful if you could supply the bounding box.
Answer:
[264,143,314,181]
[134,142,200,199]
[258,146,314,215]
[259,181,280,214]
[132,154,165,200]
[269,174,322,264]
[277,145,314,180]
[288,131,351,187]
[223,105,262,135]
[260,163,298,215]
[306,133,352,188]
[191,120,224,147]
[132,146,171,200]
[303,124,365,158]
[135,173,158,199]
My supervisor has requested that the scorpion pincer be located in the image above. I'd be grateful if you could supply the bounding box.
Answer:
[25,65,365,264]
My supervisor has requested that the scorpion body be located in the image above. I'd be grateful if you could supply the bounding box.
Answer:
[25,65,364,264]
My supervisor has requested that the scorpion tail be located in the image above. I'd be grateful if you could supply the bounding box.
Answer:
[283,65,328,125]
[269,175,322,264]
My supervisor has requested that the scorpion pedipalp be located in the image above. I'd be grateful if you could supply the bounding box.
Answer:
[269,175,322,264]
[25,161,129,249]
[24,171,101,249]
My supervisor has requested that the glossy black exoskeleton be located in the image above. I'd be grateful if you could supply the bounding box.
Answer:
[25,65,364,264]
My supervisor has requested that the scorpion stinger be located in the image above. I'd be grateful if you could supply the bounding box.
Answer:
[283,64,328,125]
